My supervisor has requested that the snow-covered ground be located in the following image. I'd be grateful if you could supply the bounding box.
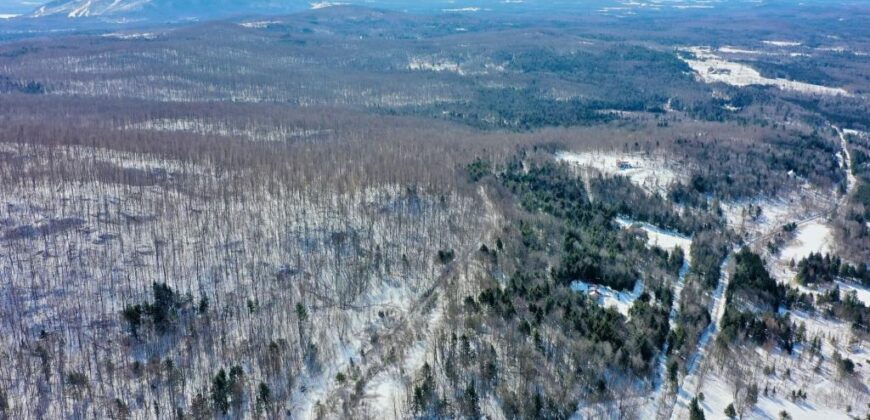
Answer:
[836,126,859,194]
[679,47,850,96]
[674,159,867,420]
[763,40,803,47]
[612,218,694,417]
[571,221,690,317]
[556,151,684,195]
[239,20,281,29]
[616,217,693,255]
[127,118,332,142]
[779,222,834,263]
[102,31,160,40]
[408,57,465,75]
[0,141,494,419]
[721,189,827,242]
[670,250,738,418]
[838,281,870,306]
[686,308,867,420]
[571,280,645,317]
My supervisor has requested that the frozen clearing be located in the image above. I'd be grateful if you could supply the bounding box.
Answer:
[555,151,683,194]
[779,221,834,263]
[616,217,693,255]
[721,190,826,241]
[763,40,803,47]
[408,57,465,75]
[365,305,442,418]
[102,32,160,40]
[571,280,644,317]
[679,47,849,96]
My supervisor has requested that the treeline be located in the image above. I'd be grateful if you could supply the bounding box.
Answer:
[720,249,869,355]
[501,159,637,290]
[407,152,685,418]
[668,131,842,202]
[589,175,722,237]
[409,87,615,131]
[502,45,693,106]
[795,252,870,286]
[719,249,796,352]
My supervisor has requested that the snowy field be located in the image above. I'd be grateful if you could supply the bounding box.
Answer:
[679,47,850,96]
[555,150,684,194]
[779,222,834,264]
[721,187,828,242]
[408,58,466,75]
[571,280,645,317]
[616,217,693,256]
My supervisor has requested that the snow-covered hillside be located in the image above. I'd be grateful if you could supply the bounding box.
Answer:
[32,0,153,18]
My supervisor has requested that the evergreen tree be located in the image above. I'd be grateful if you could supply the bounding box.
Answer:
[724,403,736,418]
[211,369,230,415]
[689,396,706,420]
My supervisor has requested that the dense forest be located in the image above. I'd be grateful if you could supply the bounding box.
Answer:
[0,2,868,419]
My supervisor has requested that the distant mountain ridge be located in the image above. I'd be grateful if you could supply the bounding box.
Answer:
[33,0,154,18]
[18,0,814,22]
[30,0,316,19]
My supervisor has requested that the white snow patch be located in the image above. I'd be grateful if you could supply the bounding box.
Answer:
[310,2,347,9]
[555,151,683,195]
[779,222,833,263]
[616,217,693,257]
[837,281,870,306]
[719,46,764,55]
[442,7,483,12]
[763,40,803,47]
[408,58,465,75]
[239,20,281,29]
[679,47,850,96]
[571,279,645,317]
[102,32,159,40]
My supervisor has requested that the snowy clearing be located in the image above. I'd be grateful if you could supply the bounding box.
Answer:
[721,189,827,241]
[102,32,160,40]
[571,280,645,317]
[763,40,803,47]
[408,57,466,75]
[239,20,282,29]
[837,281,870,306]
[616,217,693,256]
[679,47,850,96]
[555,150,683,195]
[779,221,834,263]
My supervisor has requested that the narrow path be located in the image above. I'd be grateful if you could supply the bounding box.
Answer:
[666,124,852,419]
[833,125,857,195]
[644,258,690,419]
